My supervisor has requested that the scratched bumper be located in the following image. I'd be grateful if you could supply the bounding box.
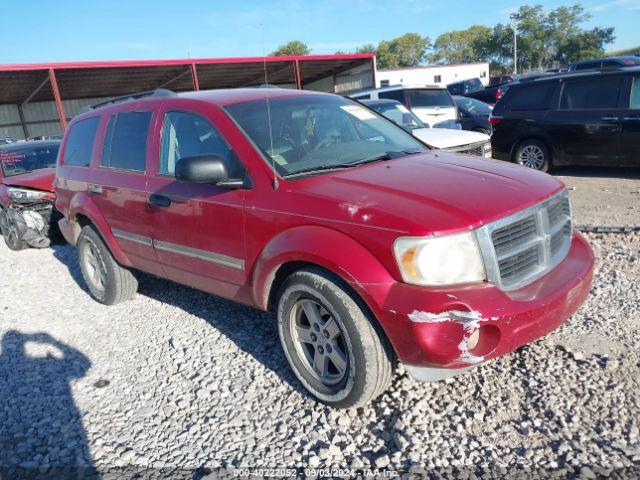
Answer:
[367,231,595,369]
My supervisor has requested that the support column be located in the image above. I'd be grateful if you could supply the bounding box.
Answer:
[48,68,67,131]
[190,63,200,91]
[16,105,29,139]
[371,56,377,88]
[293,60,302,90]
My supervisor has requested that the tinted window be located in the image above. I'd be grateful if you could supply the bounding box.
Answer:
[560,76,622,109]
[102,112,152,171]
[0,144,59,177]
[447,83,463,95]
[407,89,453,108]
[504,82,557,111]
[574,61,599,71]
[160,111,236,176]
[63,117,99,167]
[631,76,640,109]
[379,89,405,102]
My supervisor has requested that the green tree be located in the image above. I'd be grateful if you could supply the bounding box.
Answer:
[355,43,377,54]
[493,3,615,72]
[430,25,493,64]
[271,40,311,56]
[375,33,430,69]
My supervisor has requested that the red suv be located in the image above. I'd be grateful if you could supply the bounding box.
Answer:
[0,140,60,249]
[55,88,594,408]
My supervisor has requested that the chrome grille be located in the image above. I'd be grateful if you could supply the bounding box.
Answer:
[445,140,490,157]
[476,191,573,290]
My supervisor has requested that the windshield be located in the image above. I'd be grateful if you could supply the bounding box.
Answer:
[407,89,454,108]
[455,96,493,115]
[0,145,59,177]
[367,102,426,130]
[224,94,426,177]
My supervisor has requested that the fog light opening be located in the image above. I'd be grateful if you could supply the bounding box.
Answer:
[467,324,501,358]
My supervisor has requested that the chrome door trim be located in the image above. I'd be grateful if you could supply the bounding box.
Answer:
[112,228,153,247]
[154,240,245,270]
[112,229,245,270]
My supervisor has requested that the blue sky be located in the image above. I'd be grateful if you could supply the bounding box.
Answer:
[1,0,638,64]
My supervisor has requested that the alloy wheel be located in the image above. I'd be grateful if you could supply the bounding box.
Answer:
[289,298,349,385]
[83,237,108,292]
[519,144,546,170]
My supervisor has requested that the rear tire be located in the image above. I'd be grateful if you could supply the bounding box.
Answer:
[76,225,138,305]
[515,139,550,172]
[277,268,395,409]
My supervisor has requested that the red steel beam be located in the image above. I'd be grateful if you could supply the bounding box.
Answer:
[294,60,302,89]
[0,54,376,72]
[48,68,67,131]
[190,63,200,91]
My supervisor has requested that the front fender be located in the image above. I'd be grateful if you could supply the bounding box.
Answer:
[251,225,395,311]
[67,192,132,267]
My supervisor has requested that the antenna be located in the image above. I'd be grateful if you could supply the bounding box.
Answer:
[259,23,279,190]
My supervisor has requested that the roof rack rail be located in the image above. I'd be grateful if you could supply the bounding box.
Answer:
[85,88,176,111]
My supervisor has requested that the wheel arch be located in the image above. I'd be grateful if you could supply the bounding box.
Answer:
[252,225,395,315]
[67,192,133,267]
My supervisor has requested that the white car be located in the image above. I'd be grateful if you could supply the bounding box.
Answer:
[361,99,492,158]
[349,85,458,128]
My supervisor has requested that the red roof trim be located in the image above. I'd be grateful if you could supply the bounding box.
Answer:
[0,54,375,72]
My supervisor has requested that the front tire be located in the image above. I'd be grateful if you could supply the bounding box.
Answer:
[77,225,138,305]
[515,139,550,172]
[277,268,395,409]
[0,208,27,251]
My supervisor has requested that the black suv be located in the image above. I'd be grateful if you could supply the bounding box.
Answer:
[490,67,640,171]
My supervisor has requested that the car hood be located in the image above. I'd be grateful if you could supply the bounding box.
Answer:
[412,128,489,149]
[287,152,564,235]
[2,168,55,192]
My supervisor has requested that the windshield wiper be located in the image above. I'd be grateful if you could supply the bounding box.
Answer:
[284,150,421,178]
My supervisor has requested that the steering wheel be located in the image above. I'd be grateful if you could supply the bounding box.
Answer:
[313,133,340,151]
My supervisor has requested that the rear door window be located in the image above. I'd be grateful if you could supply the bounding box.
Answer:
[560,76,623,110]
[159,111,237,176]
[63,117,100,167]
[102,111,152,171]
[504,82,558,111]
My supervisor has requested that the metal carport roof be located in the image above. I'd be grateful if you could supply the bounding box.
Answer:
[0,54,375,133]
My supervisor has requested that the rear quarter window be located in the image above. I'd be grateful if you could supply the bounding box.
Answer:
[560,76,623,110]
[503,82,558,111]
[63,117,100,167]
[631,75,640,109]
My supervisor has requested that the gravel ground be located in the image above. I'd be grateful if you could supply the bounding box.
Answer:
[554,167,640,227]
[1,230,639,477]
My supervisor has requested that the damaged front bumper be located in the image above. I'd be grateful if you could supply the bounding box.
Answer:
[365,231,595,381]
[0,201,61,248]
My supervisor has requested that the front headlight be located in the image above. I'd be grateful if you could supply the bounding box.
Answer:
[393,232,486,286]
[7,187,47,204]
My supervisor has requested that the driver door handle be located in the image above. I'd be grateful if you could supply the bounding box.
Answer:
[148,193,172,208]
[88,184,103,195]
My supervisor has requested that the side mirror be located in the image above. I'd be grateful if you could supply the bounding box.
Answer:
[175,155,245,188]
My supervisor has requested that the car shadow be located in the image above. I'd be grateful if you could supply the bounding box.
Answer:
[51,244,90,295]
[551,166,640,180]
[50,244,309,401]
[0,330,95,477]
[136,272,309,398]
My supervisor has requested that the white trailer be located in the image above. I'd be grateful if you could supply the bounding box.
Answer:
[376,62,490,88]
